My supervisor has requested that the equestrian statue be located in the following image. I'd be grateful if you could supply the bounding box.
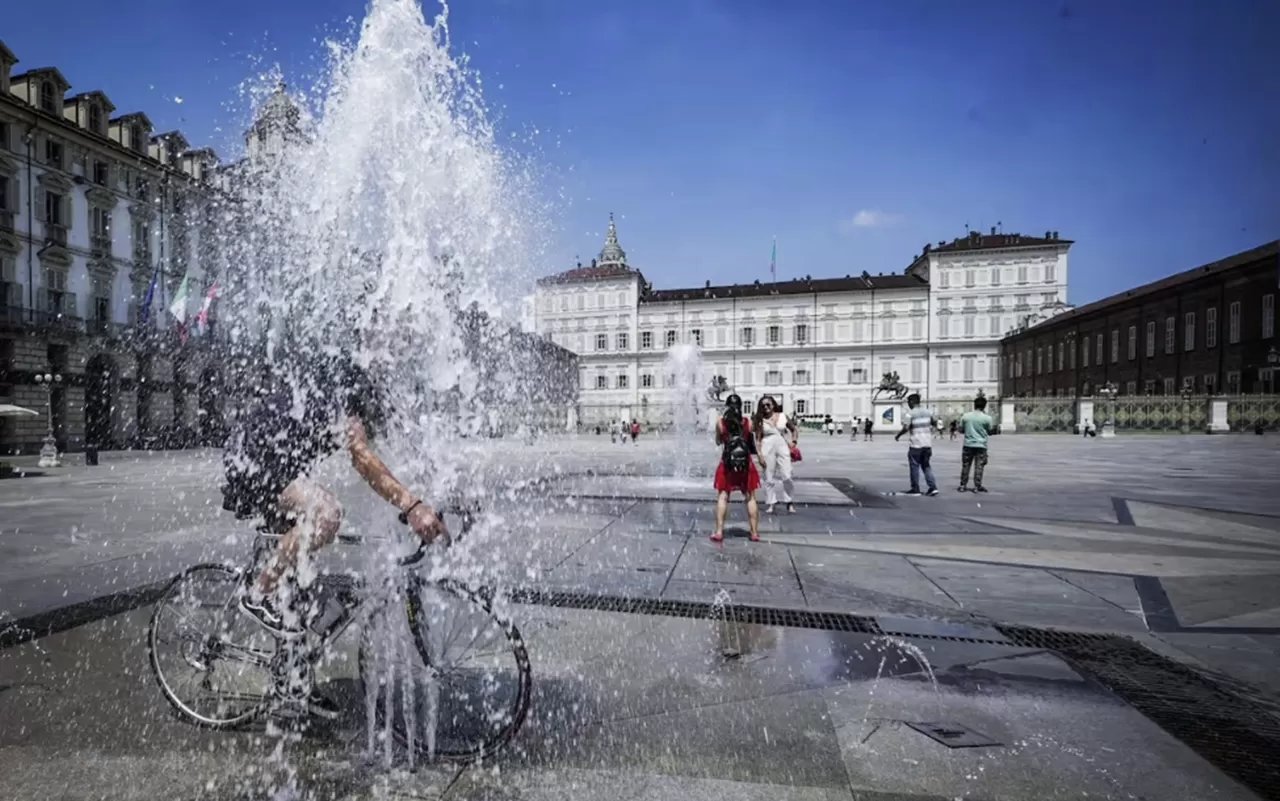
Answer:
[871,371,910,402]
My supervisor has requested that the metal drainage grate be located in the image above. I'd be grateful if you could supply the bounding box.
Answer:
[998,626,1280,801]
[503,587,883,634]
[996,624,1119,650]
[0,582,169,650]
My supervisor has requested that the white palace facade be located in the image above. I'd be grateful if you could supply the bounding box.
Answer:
[528,216,1072,426]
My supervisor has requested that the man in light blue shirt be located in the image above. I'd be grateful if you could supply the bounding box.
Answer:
[958,395,994,492]
[894,393,939,496]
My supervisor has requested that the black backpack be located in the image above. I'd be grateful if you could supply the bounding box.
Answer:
[722,418,751,472]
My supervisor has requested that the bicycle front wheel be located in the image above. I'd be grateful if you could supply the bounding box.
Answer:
[358,577,531,764]
[148,564,277,729]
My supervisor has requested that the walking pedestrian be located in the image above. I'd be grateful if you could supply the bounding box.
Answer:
[754,394,797,514]
[630,419,640,444]
[863,418,874,441]
[894,393,939,496]
[711,394,760,542]
[957,395,994,493]
[949,419,958,441]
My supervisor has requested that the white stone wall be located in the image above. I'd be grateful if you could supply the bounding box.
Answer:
[913,242,1070,402]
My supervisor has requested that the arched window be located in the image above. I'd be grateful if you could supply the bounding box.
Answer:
[39,81,56,112]
[131,124,144,153]
[88,104,103,134]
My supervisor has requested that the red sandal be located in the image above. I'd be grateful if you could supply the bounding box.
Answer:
[709,532,724,543]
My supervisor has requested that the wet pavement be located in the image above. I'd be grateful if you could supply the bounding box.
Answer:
[3,433,1280,799]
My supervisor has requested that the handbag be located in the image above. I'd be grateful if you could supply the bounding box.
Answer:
[789,444,802,463]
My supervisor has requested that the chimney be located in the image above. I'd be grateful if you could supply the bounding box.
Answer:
[1045,230,1051,239]
[990,226,996,235]
[1052,231,1059,240]
[705,280,711,288]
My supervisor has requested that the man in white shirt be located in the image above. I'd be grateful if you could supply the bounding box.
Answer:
[894,393,939,496]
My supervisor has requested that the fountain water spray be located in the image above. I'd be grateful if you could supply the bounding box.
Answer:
[214,0,548,771]
[662,344,709,477]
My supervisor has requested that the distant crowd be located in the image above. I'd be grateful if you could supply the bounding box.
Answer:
[708,393,996,541]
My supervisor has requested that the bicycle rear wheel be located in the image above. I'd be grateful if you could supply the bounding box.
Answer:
[148,564,277,728]
[358,577,531,764]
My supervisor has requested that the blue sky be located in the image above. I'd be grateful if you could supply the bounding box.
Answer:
[5,0,1277,303]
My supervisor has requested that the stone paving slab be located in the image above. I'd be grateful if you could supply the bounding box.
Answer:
[547,474,856,506]
[2,600,1267,800]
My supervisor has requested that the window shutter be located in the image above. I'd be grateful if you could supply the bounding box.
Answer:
[35,187,47,222]
[62,194,72,229]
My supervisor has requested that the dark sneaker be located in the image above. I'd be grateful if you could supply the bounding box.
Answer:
[926,488,940,497]
[307,689,341,720]
[239,594,304,637]
[975,486,989,493]
[902,489,922,496]
[957,486,968,492]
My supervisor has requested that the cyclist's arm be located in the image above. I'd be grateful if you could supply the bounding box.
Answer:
[344,416,419,513]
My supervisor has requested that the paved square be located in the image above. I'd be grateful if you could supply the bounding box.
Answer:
[2,432,1279,799]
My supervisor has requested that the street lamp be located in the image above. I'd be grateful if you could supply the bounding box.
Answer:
[34,371,63,467]
[1097,381,1118,438]
[1180,384,1196,435]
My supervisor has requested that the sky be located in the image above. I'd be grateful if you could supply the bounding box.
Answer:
[4,0,1277,305]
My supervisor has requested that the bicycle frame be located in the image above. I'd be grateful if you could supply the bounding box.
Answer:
[245,503,478,705]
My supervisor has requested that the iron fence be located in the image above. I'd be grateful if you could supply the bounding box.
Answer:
[1013,398,1077,432]
[1227,395,1280,433]
[1109,395,1208,432]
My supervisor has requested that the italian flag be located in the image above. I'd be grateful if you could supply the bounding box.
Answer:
[168,275,191,322]
[194,282,218,334]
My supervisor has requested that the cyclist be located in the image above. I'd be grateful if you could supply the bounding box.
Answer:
[222,351,448,642]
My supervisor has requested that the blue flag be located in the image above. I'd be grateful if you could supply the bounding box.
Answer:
[138,266,160,325]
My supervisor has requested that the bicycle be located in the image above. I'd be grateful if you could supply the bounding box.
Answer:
[146,503,532,764]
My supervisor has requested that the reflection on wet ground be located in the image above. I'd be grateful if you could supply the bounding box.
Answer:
[2,600,1263,800]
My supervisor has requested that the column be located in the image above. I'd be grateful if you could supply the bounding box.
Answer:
[999,398,1017,433]
[1075,398,1095,435]
[1207,398,1229,433]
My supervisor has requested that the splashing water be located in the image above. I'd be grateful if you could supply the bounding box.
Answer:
[663,344,709,477]
[216,0,547,772]
[872,636,944,718]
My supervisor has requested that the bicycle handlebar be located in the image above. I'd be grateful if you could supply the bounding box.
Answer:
[396,500,478,567]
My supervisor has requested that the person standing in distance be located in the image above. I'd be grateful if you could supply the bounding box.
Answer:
[894,393,939,496]
[711,394,761,542]
[957,395,994,492]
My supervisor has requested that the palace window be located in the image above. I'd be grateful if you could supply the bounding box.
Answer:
[595,375,607,389]
[690,328,702,346]
[641,373,653,388]
[1128,326,1137,360]
[1263,295,1275,339]
[1184,312,1196,352]
[794,369,810,385]
[1111,330,1119,363]
[794,324,808,345]
[1145,321,1155,357]
[640,331,653,349]
[665,329,677,348]
[1206,307,1218,348]
[617,374,628,389]
[740,327,754,346]
[1165,316,1175,353]
[595,334,607,351]
[1229,302,1241,343]
[616,332,629,351]
[767,325,780,345]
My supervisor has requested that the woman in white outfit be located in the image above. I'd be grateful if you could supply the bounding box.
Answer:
[754,395,797,514]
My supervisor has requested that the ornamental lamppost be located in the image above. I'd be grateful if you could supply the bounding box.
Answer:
[34,371,63,467]
[1097,381,1118,438]
[1180,383,1196,435]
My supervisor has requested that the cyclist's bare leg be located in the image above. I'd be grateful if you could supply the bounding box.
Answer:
[252,478,342,599]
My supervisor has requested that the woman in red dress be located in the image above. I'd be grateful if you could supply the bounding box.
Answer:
[711,394,761,542]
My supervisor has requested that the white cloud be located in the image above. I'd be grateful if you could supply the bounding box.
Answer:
[843,209,904,230]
